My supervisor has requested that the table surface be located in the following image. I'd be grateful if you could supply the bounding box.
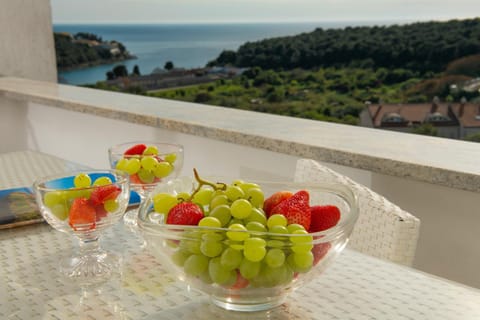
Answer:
[1,150,480,320]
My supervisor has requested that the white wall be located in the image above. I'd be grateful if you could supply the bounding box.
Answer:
[0,0,57,82]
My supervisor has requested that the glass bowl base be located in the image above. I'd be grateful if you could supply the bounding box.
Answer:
[210,295,286,312]
[59,251,122,287]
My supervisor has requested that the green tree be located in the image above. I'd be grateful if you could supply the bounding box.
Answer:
[412,123,438,136]
[164,61,174,70]
[112,65,128,78]
[132,65,141,76]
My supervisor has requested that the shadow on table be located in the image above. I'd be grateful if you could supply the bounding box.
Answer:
[142,299,316,320]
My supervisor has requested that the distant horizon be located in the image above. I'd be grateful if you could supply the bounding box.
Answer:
[52,17,466,27]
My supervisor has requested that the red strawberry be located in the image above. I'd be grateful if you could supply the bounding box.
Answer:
[95,205,108,221]
[309,205,341,232]
[263,191,293,217]
[312,242,331,266]
[90,185,121,206]
[69,198,96,230]
[230,271,249,289]
[166,202,204,225]
[270,190,311,230]
[129,174,143,185]
[124,143,147,155]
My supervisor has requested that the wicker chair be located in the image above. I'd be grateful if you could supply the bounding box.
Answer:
[295,159,420,266]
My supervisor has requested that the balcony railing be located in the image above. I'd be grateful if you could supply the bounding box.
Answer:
[2,76,480,289]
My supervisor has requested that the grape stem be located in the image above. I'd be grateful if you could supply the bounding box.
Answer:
[189,168,227,201]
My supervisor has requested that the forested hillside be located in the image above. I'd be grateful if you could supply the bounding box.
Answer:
[209,18,480,74]
[55,32,133,70]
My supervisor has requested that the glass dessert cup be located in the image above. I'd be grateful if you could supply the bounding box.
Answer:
[108,142,184,229]
[33,170,130,286]
[137,177,358,312]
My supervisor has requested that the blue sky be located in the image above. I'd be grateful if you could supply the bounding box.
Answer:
[51,0,480,24]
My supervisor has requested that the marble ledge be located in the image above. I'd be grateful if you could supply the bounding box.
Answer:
[1,76,480,192]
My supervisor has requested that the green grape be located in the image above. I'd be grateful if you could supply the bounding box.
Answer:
[292,251,314,270]
[164,153,177,164]
[44,191,65,208]
[267,214,288,229]
[228,241,244,251]
[245,207,267,225]
[244,244,266,262]
[140,156,158,171]
[244,237,266,248]
[180,239,202,255]
[290,230,313,244]
[177,192,190,202]
[153,193,178,214]
[266,264,293,286]
[210,194,229,209]
[238,182,260,194]
[199,269,213,284]
[245,187,264,208]
[184,254,209,276]
[269,225,289,235]
[225,185,245,201]
[104,199,119,213]
[50,203,68,220]
[208,205,232,227]
[93,176,112,186]
[193,188,214,206]
[246,221,267,233]
[220,247,243,270]
[226,223,249,241]
[267,239,287,249]
[115,158,129,171]
[231,179,244,186]
[228,218,244,227]
[208,257,237,285]
[137,168,155,183]
[265,248,286,268]
[171,249,190,267]
[239,259,261,279]
[125,158,141,174]
[198,216,221,228]
[230,199,252,219]
[201,232,224,242]
[290,230,314,253]
[143,145,159,155]
[74,173,91,188]
[287,223,306,233]
[200,238,224,257]
[153,161,173,178]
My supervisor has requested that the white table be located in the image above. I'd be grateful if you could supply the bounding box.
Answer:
[1,151,480,319]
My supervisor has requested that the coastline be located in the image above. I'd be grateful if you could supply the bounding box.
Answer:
[58,55,137,73]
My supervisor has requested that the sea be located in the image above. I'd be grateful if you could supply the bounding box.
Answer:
[53,21,406,85]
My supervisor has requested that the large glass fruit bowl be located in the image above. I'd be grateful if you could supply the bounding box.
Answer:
[137,175,358,312]
[33,170,130,286]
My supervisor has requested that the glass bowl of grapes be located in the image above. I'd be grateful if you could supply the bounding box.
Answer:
[108,142,184,227]
[137,170,358,312]
[33,170,130,286]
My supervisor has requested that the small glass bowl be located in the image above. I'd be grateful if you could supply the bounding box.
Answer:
[33,170,130,286]
[138,177,358,312]
[108,141,184,227]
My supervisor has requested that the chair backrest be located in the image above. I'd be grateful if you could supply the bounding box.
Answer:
[295,159,420,266]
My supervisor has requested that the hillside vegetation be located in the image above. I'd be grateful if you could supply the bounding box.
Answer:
[209,18,480,74]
